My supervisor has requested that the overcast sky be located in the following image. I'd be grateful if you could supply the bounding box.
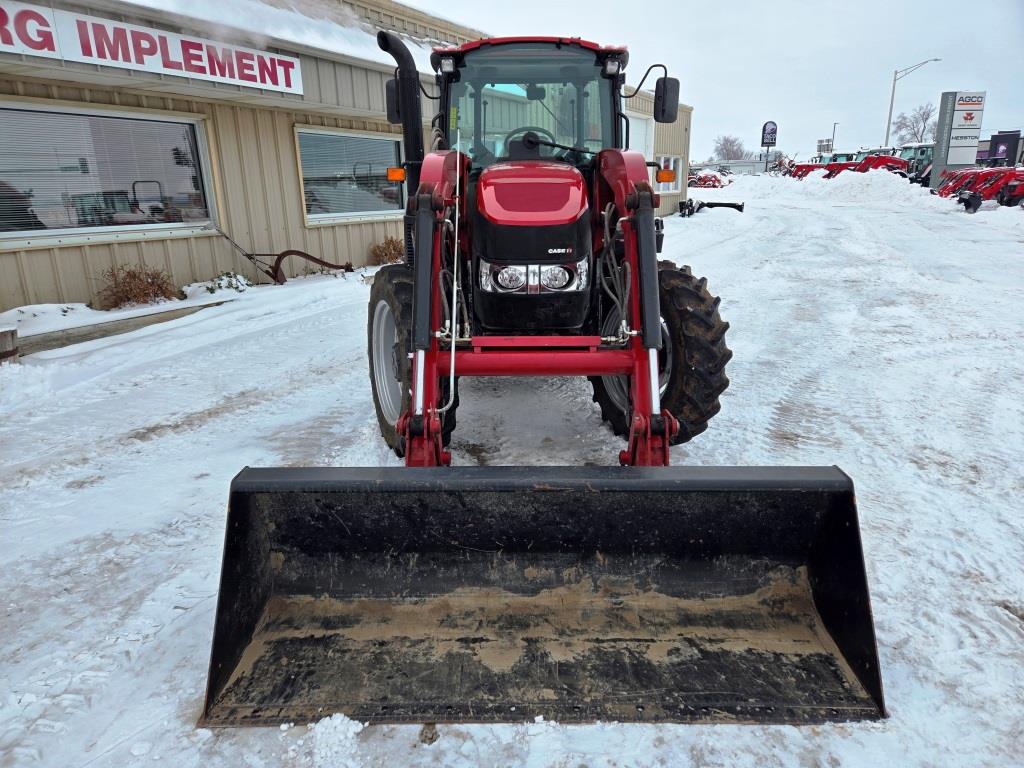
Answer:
[414,0,1024,160]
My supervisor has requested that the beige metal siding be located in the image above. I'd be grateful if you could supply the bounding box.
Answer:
[0,76,405,310]
[654,104,693,216]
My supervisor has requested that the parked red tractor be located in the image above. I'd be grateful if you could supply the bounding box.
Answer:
[823,154,909,178]
[996,171,1024,207]
[959,167,1024,212]
[200,33,884,729]
[687,169,728,188]
[791,153,908,180]
[935,168,977,197]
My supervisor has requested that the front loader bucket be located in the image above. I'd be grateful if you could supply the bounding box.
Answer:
[200,466,885,726]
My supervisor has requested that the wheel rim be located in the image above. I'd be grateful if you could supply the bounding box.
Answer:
[600,308,673,415]
[372,299,403,424]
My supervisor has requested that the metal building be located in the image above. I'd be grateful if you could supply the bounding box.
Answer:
[0,0,692,311]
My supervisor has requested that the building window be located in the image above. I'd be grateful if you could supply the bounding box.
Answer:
[656,155,682,194]
[0,107,210,236]
[296,129,404,221]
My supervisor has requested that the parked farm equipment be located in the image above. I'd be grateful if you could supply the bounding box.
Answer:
[996,172,1024,207]
[791,153,908,180]
[679,198,745,216]
[687,170,729,188]
[946,167,1024,212]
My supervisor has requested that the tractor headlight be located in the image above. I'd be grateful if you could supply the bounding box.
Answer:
[495,265,527,291]
[479,258,589,293]
[540,265,571,289]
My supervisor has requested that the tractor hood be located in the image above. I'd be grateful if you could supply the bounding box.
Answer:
[476,162,588,227]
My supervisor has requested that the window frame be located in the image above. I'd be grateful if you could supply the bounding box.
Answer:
[0,99,218,250]
[655,154,683,194]
[293,125,405,227]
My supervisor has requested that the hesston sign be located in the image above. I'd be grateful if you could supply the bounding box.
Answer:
[0,0,303,94]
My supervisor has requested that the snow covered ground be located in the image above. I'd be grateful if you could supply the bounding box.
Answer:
[0,274,250,339]
[1,172,1022,766]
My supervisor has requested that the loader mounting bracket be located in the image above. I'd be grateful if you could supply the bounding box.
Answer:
[398,411,450,467]
[620,410,678,466]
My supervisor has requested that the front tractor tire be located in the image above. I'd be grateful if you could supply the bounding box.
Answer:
[591,263,732,445]
[368,264,457,456]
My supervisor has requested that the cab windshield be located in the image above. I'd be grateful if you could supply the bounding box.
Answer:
[448,43,616,171]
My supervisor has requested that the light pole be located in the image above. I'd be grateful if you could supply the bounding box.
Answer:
[832,122,838,150]
[884,58,941,146]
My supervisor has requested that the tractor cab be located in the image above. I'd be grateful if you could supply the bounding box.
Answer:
[854,146,898,161]
[427,39,677,167]
[438,41,621,170]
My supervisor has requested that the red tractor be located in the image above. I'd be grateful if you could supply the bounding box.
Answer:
[824,154,909,178]
[200,33,884,728]
[959,167,1024,212]
[996,171,1024,207]
[791,153,908,180]
[687,169,727,188]
[935,167,978,197]
[790,161,820,178]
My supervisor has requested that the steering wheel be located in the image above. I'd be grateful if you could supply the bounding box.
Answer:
[502,126,557,153]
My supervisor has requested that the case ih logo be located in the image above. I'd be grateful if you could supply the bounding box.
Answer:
[547,247,573,255]
[962,112,975,123]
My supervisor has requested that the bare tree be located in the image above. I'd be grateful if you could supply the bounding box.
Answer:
[891,103,938,144]
[714,135,754,161]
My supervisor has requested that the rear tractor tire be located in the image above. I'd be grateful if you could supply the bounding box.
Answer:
[368,264,457,456]
[590,263,732,445]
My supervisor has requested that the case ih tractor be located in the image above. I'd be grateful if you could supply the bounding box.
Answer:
[200,34,884,728]
[791,153,908,180]
[959,167,1024,212]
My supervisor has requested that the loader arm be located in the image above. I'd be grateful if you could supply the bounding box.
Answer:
[400,147,675,467]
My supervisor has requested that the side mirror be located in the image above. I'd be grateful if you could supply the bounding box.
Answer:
[385,78,401,125]
[653,76,680,123]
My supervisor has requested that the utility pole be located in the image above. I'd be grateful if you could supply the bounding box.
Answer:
[832,122,838,150]
[884,59,941,146]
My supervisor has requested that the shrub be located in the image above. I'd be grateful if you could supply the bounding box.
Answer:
[206,271,251,294]
[369,236,404,265]
[96,264,180,308]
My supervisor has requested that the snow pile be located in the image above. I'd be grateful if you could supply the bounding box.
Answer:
[0,304,90,337]
[711,170,949,212]
[293,714,365,768]
[801,168,943,206]
[120,0,441,72]
[0,292,240,338]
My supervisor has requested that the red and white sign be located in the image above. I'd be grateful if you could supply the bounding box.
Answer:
[0,0,303,94]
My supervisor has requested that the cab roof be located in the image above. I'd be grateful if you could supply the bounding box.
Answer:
[433,36,627,56]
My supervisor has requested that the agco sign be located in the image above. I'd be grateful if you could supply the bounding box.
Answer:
[955,93,985,109]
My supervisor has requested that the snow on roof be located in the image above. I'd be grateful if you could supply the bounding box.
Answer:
[115,0,438,73]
